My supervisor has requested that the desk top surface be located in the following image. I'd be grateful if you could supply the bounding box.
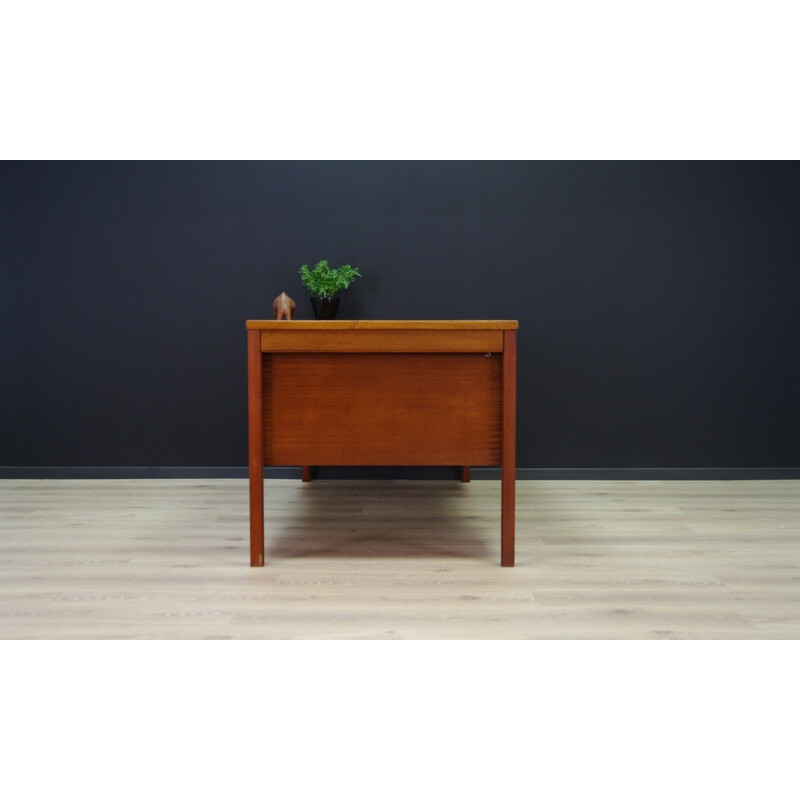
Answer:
[247,320,518,331]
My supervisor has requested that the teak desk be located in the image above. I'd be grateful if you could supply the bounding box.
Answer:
[246,320,518,566]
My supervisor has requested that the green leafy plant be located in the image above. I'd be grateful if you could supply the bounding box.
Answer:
[298,260,361,299]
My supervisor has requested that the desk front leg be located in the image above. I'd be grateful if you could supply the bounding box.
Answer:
[501,330,516,566]
[248,331,265,566]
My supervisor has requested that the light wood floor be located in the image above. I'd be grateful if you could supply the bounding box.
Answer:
[1,479,798,639]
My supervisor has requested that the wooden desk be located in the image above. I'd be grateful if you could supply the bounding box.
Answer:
[246,320,518,566]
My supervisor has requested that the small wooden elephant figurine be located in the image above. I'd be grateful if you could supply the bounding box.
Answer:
[272,292,296,320]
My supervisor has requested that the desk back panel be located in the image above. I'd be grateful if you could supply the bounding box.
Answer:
[262,353,502,466]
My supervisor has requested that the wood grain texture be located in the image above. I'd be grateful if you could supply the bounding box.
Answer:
[247,320,518,330]
[2,479,799,639]
[272,292,296,320]
[250,321,515,566]
[260,329,504,352]
[262,353,502,466]
[501,329,517,567]
[247,330,264,566]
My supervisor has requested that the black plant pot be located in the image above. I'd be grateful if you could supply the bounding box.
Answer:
[310,296,340,320]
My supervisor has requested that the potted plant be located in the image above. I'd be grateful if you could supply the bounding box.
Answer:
[299,259,361,319]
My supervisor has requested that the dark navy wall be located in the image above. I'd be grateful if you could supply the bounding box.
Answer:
[2,161,799,471]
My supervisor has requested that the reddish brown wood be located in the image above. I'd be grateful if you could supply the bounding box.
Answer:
[263,353,501,465]
[261,329,503,353]
[248,330,265,566]
[501,329,517,567]
[302,466,311,482]
[247,320,518,567]
[248,320,518,330]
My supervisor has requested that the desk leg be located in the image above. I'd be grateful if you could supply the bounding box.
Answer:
[461,466,471,483]
[302,466,312,482]
[501,330,516,567]
[248,331,265,566]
